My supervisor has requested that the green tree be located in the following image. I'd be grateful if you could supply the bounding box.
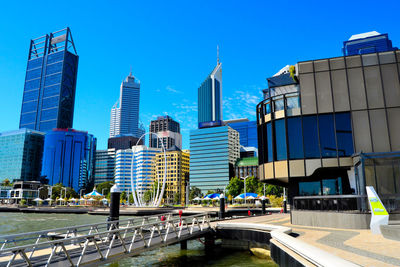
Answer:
[189,186,202,201]
[2,179,11,187]
[263,184,283,196]
[95,181,114,197]
[244,176,261,194]
[120,191,127,201]
[205,190,215,196]
[226,176,243,197]
[174,193,180,204]
[51,184,78,199]
[143,190,152,203]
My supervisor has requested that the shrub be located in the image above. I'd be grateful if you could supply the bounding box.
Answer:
[267,195,283,207]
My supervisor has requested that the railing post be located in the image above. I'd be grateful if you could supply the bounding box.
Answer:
[261,196,266,215]
[108,184,121,230]
[219,194,225,219]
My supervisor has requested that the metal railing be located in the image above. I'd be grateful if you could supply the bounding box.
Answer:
[0,213,211,267]
[293,195,369,212]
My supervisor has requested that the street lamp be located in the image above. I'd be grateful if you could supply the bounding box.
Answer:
[80,189,85,198]
[61,188,67,206]
[240,175,249,205]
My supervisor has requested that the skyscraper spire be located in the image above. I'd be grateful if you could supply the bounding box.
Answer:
[129,66,133,77]
[217,45,220,64]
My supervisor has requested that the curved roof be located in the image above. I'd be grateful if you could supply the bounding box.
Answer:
[236,157,258,167]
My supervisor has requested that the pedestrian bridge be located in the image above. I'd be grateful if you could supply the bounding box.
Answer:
[0,213,212,267]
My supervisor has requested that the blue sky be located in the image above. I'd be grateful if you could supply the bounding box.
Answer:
[0,1,399,149]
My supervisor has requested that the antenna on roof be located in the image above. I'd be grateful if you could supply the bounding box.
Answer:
[129,66,133,77]
[217,45,220,64]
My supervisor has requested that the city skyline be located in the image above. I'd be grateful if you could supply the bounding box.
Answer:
[0,1,398,150]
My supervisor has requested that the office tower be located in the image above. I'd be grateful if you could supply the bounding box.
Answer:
[0,129,45,182]
[108,134,143,150]
[149,116,182,150]
[225,118,258,157]
[198,61,222,127]
[94,148,116,185]
[110,73,141,138]
[19,28,79,132]
[41,129,96,193]
[257,36,400,213]
[190,126,240,193]
[115,146,161,193]
[343,31,398,56]
[154,150,189,204]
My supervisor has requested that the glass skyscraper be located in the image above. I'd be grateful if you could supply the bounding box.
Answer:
[110,73,141,138]
[198,62,222,125]
[19,28,79,132]
[0,129,44,183]
[41,129,96,193]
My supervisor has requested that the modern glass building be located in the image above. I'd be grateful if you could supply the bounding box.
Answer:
[343,31,398,56]
[115,146,161,193]
[190,126,240,193]
[150,116,182,150]
[41,129,96,193]
[94,148,116,185]
[198,62,222,125]
[225,118,258,149]
[110,73,141,138]
[257,40,400,212]
[19,28,79,132]
[0,129,44,183]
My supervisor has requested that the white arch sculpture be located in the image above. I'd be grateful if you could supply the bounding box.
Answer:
[130,132,167,207]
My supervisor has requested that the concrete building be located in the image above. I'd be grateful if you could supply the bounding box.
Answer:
[0,129,44,183]
[41,129,96,193]
[235,157,259,179]
[94,149,116,185]
[154,150,190,204]
[19,28,79,132]
[110,73,141,138]
[190,126,240,193]
[256,33,400,213]
[108,134,143,150]
[149,116,182,150]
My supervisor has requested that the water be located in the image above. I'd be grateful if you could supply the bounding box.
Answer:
[0,213,277,266]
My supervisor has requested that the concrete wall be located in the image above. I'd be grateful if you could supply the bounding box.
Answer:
[291,210,371,229]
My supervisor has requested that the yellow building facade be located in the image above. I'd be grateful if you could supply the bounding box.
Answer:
[154,150,190,204]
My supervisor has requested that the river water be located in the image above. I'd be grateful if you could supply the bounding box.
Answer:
[0,213,277,266]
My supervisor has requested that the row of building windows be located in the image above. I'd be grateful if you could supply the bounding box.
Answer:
[259,112,354,163]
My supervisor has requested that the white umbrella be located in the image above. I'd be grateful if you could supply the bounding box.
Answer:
[246,196,256,200]
[33,198,42,202]
[88,198,95,201]
[204,196,211,200]
[193,197,202,201]
[79,198,85,202]
[45,198,52,202]
[70,198,77,202]
[234,195,243,200]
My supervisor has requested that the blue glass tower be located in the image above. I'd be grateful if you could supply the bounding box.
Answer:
[41,129,96,193]
[225,119,258,149]
[19,28,79,132]
[198,62,222,126]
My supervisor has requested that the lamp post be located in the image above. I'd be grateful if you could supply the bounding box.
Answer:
[80,189,85,198]
[37,187,43,199]
[240,175,249,205]
[102,188,107,197]
[61,188,67,206]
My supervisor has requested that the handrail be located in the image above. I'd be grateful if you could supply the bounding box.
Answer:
[293,194,366,200]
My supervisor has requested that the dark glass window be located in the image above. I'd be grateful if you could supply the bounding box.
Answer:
[286,93,300,109]
[23,90,39,102]
[266,122,273,162]
[319,114,337,158]
[303,116,320,158]
[287,117,304,159]
[273,96,284,111]
[299,181,321,196]
[41,108,58,121]
[43,85,60,98]
[21,100,38,113]
[27,58,43,70]
[275,119,287,160]
[39,120,57,132]
[26,68,42,81]
[46,51,64,64]
[20,113,36,125]
[24,79,40,90]
[44,74,62,87]
[264,102,271,114]
[335,113,354,157]
[257,125,264,164]
[46,62,63,75]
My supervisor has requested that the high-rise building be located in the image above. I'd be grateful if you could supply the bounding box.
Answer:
[94,148,116,185]
[0,129,45,183]
[343,31,398,56]
[41,129,96,193]
[149,116,182,150]
[115,146,161,193]
[154,150,189,204]
[225,118,258,151]
[190,126,240,193]
[108,134,143,150]
[198,62,222,126]
[19,28,79,132]
[110,73,141,138]
[256,35,400,215]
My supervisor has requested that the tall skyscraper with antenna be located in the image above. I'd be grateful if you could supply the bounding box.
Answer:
[109,72,141,138]
[197,46,222,126]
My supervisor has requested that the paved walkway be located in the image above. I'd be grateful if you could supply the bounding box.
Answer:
[225,214,400,267]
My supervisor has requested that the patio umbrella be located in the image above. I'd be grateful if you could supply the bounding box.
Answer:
[88,198,95,201]
[204,196,211,200]
[70,198,77,202]
[193,197,202,201]
[79,198,85,202]
[234,195,243,200]
[45,198,52,202]
[33,198,42,202]
[246,196,256,200]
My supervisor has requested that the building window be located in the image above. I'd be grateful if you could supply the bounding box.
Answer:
[287,117,304,159]
[303,116,320,158]
[319,114,337,158]
[299,181,321,196]
[275,119,287,161]
[286,92,300,110]
[273,96,284,111]
[335,112,354,157]
[266,122,273,162]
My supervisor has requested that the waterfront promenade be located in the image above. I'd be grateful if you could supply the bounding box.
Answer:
[229,213,400,267]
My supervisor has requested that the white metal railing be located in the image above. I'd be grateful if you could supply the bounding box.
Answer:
[0,213,211,267]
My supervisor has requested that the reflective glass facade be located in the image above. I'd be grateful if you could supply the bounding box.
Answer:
[94,149,116,185]
[225,120,258,149]
[19,28,78,132]
[41,129,96,193]
[190,126,240,193]
[0,129,44,182]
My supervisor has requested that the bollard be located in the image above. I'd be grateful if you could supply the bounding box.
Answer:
[261,197,266,215]
[108,184,121,230]
[219,194,225,219]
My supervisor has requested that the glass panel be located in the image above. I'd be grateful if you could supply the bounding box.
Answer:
[287,117,304,159]
[381,64,400,107]
[23,90,39,102]
[352,111,372,153]
[266,123,273,162]
[26,68,42,81]
[41,108,58,121]
[27,58,43,70]
[322,178,339,195]
[315,71,333,113]
[286,93,300,110]
[273,96,284,111]
[39,120,57,132]
[369,109,390,152]
[24,79,40,90]
[46,51,64,64]
[265,102,271,114]
[299,73,317,114]
[21,101,38,113]
[43,85,60,98]
[303,116,320,158]
[331,69,350,111]
[20,112,36,125]
[335,113,354,157]
[364,66,384,109]
[42,96,59,109]
[275,119,287,161]
[46,62,63,75]
[319,114,337,158]
[44,74,62,87]
[348,68,367,110]
[299,181,321,196]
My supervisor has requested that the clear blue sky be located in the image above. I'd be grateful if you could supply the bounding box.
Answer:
[0,1,398,149]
